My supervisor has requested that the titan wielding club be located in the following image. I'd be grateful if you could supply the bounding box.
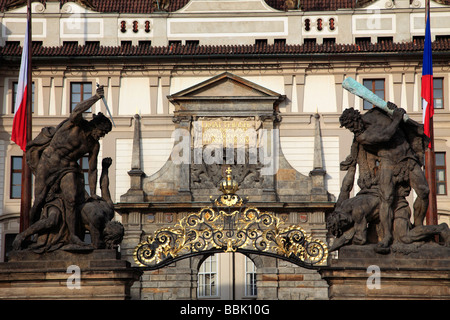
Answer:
[342,77,410,123]
[96,83,116,127]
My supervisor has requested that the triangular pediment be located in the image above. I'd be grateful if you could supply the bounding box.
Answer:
[169,72,283,99]
[168,72,285,117]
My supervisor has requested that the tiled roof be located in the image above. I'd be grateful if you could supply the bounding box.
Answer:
[1,39,450,58]
[267,0,450,11]
[265,0,356,11]
[62,0,191,13]
[2,0,449,13]
[0,0,190,13]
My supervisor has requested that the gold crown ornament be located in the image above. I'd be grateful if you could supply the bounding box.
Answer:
[219,167,239,195]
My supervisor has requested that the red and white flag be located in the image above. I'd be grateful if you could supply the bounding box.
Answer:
[11,20,30,152]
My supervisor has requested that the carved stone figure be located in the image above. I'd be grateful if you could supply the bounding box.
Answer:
[191,157,263,190]
[328,103,449,253]
[13,157,123,251]
[80,158,124,249]
[152,0,170,11]
[12,86,122,252]
[328,186,450,252]
[285,0,300,10]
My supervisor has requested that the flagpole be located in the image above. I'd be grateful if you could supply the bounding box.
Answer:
[424,0,438,227]
[425,122,438,226]
[19,0,32,232]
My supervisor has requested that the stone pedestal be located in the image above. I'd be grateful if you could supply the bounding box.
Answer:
[319,244,450,300]
[0,249,142,300]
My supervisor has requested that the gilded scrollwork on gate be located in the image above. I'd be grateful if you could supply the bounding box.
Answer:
[134,168,328,269]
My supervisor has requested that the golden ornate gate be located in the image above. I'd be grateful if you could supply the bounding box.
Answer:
[134,168,328,270]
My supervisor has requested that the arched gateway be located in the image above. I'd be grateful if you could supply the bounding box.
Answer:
[115,73,335,299]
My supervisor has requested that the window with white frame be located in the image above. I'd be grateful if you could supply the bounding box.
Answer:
[433,78,444,110]
[10,156,22,199]
[363,79,385,110]
[70,82,93,112]
[12,82,35,114]
[436,152,447,195]
[198,254,218,298]
[78,155,90,194]
[421,77,444,110]
[245,256,257,297]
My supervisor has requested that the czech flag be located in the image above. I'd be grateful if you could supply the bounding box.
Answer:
[11,21,30,152]
[422,8,433,148]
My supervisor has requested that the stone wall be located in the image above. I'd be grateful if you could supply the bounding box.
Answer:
[130,253,329,300]
[139,261,198,300]
[256,256,329,300]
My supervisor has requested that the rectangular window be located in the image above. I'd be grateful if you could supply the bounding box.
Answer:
[436,35,450,42]
[12,82,35,114]
[363,79,385,110]
[168,40,182,47]
[138,40,152,47]
[433,78,444,109]
[198,254,218,298]
[245,256,257,297]
[355,37,371,45]
[185,40,199,47]
[436,152,447,195]
[78,155,90,194]
[70,82,92,112]
[10,156,22,199]
[274,39,286,46]
[304,38,317,45]
[377,36,393,44]
[63,41,78,46]
[5,41,20,47]
[421,77,444,110]
[255,39,268,46]
[85,41,100,47]
[323,38,336,45]
[413,36,425,43]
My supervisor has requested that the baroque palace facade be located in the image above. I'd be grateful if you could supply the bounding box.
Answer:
[1,0,450,300]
